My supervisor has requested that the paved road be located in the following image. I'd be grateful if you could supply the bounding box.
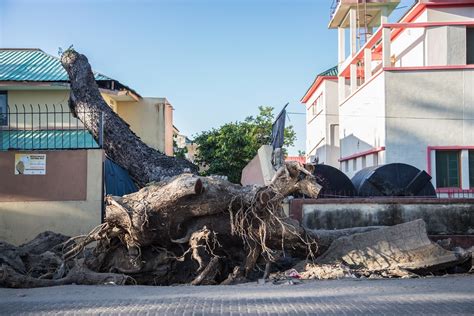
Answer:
[0,275,473,315]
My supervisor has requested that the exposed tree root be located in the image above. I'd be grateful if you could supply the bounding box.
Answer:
[0,162,326,287]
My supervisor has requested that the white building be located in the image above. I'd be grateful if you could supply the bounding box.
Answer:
[302,0,474,195]
[301,66,339,166]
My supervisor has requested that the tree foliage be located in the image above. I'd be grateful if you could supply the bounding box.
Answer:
[194,106,296,183]
[173,139,188,159]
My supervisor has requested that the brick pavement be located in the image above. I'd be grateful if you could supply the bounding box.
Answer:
[0,275,473,315]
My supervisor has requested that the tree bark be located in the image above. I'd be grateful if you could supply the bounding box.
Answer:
[60,49,197,187]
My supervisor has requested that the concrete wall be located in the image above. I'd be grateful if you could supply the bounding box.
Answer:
[426,25,466,66]
[241,145,274,186]
[296,199,474,235]
[384,69,474,188]
[0,149,103,245]
[116,97,174,156]
[339,72,386,178]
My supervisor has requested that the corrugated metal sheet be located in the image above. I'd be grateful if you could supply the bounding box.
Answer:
[105,158,138,196]
[1,130,99,150]
[318,65,338,77]
[0,49,112,82]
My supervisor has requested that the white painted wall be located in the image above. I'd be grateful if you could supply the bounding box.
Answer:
[390,8,473,69]
[339,72,386,178]
[305,83,325,161]
[427,7,474,22]
[392,9,427,68]
[305,79,339,167]
[385,69,474,188]
[322,80,340,167]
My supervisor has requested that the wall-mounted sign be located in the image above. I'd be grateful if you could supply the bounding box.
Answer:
[14,154,46,175]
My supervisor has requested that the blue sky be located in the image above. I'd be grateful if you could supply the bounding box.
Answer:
[0,0,414,155]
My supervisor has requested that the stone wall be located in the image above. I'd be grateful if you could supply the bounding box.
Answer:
[290,198,474,235]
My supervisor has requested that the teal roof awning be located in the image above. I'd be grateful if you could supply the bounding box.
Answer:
[1,130,99,151]
[0,49,111,82]
[318,66,338,77]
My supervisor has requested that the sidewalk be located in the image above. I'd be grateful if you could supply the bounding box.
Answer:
[0,275,473,315]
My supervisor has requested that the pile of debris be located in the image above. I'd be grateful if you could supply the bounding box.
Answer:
[270,220,472,284]
[0,49,471,288]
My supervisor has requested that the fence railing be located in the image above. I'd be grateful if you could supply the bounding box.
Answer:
[1,104,103,151]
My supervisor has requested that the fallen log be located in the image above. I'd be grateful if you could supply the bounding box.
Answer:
[0,161,325,287]
[60,49,197,186]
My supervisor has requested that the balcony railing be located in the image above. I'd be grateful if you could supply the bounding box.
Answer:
[1,104,103,151]
[338,21,474,101]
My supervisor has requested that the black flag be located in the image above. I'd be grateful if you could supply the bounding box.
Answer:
[271,103,288,149]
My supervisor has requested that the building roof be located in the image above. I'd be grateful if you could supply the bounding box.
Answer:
[317,65,338,77]
[0,48,141,98]
[301,65,338,103]
[0,48,112,82]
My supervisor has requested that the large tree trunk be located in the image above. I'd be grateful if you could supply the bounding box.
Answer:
[60,49,197,187]
[0,162,325,288]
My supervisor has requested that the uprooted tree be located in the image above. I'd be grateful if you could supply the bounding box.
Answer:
[0,49,325,287]
[2,50,468,288]
[0,160,323,287]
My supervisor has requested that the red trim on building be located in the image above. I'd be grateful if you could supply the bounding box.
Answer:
[285,156,306,164]
[384,65,474,72]
[436,188,474,193]
[301,76,337,104]
[384,21,474,29]
[339,147,385,163]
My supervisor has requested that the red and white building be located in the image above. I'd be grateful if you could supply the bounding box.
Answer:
[302,0,474,194]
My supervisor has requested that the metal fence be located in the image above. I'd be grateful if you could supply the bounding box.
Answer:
[0,104,103,151]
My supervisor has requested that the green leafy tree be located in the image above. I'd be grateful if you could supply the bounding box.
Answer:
[194,106,296,183]
[173,139,188,159]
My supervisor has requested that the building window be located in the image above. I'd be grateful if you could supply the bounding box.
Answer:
[467,28,474,65]
[361,155,366,169]
[344,161,349,172]
[352,159,357,172]
[310,93,323,118]
[470,150,474,188]
[0,92,7,126]
[436,151,460,188]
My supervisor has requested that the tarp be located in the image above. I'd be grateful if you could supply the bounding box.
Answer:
[105,158,138,196]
